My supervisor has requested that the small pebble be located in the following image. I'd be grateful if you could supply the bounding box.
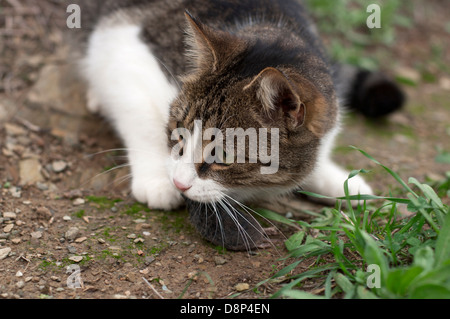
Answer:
[235,283,250,292]
[3,224,14,233]
[74,236,87,243]
[68,256,83,263]
[214,256,227,265]
[52,160,68,173]
[65,227,80,241]
[72,198,85,206]
[3,212,16,219]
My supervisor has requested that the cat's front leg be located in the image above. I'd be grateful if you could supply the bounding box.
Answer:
[82,23,184,210]
[129,149,184,210]
[302,158,373,206]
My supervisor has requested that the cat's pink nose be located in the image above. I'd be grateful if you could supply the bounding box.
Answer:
[173,178,192,192]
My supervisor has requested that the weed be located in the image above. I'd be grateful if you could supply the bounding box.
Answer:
[261,147,450,299]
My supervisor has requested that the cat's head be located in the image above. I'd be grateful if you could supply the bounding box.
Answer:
[166,12,338,204]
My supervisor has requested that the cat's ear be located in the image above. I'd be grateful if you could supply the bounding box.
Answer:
[244,67,306,129]
[184,11,246,72]
[244,67,328,136]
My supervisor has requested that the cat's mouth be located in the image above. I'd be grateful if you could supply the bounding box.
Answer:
[180,190,225,204]
[181,189,225,203]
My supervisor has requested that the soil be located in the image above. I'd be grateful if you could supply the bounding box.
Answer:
[0,1,449,299]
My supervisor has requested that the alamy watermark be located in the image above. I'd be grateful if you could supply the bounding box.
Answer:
[366,264,381,289]
[66,4,81,29]
[66,264,83,289]
[65,3,382,30]
[171,120,280,175]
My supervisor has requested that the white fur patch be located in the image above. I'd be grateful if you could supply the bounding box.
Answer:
[82,22,183,210]
[301,112,373,205]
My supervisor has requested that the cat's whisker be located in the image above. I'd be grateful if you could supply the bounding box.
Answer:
[78,163,132,189]
[222,193,287,242]
[85,147,157,159]
[154,56,183,92]
[217,198,255,253]
[210,201,226,249]
[219,192,282,252]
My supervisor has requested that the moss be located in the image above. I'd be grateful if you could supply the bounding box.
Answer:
[121,202,150,217]
[86,195,123,209]
[73,209,85,218]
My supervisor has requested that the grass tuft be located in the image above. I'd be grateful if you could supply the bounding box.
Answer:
[262,147,450,299]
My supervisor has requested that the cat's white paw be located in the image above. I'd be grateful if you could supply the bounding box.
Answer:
[131,175,184,211]
[345,174,373,197]
[303,160,374,206]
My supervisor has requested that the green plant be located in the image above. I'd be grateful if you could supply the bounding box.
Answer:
[260,147,450,299]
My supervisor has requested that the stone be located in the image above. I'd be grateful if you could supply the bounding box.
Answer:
[3,212,16,219]
[31,231,43,239]
[4,123,27,136]
[3,224,14,233]
[36,207,52,220]
[235,283,250,292]
[72,198,85,206]
[0,247,12,260]
[19,158,44,185]
[214,256,227,265]
[65,227,80,241]
[74,236,87,243]
[68,256,83,263]
[51,160,68,173]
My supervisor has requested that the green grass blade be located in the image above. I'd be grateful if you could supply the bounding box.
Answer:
[435,211,450,267]
[253,208,300,229]
[349,146,418,197]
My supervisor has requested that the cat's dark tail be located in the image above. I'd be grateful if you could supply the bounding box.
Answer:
[335,64,405,118]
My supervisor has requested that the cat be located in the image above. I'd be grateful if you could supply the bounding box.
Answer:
[72,0,404,249]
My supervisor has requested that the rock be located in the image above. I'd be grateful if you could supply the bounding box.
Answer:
[3,224,14,233]
[31,231,43,239]
[9,187,22,198]
[65,227,80,241]
[16,280,25,289]
[68,256,83,263]
[51,160,68,173]
[72,198,85,206]
[144,256,155,266]
[214,256,227,265]
[235,283,250,292]
[36,182,49,191]
[36,207,52,220]
[3,212,16,219]
[19,158,44,185]
[194,254,204,264]
[127,234,137,239]
[63,215,72,221]
[74,236,87,243]
[439,77,450,90]
[67,246,77,254]
[0,247,12,260]
[4,123,27,136]
[108,246,122,252]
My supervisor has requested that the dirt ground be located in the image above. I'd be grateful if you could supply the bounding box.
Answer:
[0,1,449,299]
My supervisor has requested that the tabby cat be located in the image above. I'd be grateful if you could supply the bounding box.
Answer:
[73,0,404,250]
